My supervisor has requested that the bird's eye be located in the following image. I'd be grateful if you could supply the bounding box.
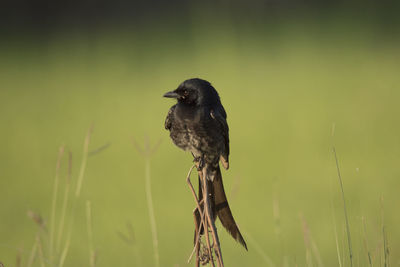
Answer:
[183,90,189,96]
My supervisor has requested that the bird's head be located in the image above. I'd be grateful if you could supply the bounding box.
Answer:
[163,78,221,106]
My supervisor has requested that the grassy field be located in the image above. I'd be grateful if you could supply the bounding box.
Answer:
[0,21,399,266]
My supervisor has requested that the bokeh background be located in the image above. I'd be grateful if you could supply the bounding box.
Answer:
[1,0,400,266]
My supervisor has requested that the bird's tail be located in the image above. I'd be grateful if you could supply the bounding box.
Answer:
[194,166,247,250]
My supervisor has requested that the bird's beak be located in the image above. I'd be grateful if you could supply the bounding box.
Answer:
[163,90,179,98]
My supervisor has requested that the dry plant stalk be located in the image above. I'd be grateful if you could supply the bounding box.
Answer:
[60,126,93,267]
[86,200,97,267]
[380,197,390,267]
[186,164,224,267]
[27,237,38,267]
[117,222,142,266]
[16,248,22,267]
[299,213,324,267]
[26,126,98,267]
[300,213,313,267]
[36,235,46,267]
[27,210,47,231]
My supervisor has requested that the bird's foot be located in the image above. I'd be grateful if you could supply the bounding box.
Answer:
[193,156,205,170]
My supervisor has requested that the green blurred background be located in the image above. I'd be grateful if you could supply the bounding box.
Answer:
[1,0,400,266]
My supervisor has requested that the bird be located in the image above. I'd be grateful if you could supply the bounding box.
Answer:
[163,78,247,250]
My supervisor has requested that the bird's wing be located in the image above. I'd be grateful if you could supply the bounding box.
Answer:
[210,107,230,169]
[165,104,176,130]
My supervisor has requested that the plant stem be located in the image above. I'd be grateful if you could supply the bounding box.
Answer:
[333,147,353,267]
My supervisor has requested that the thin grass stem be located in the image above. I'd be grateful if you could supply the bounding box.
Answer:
[361,217,373,267]
[36,235,46,267]
[49,145,65,264]
[75,125,93,197]
[59,232,71,267]
[381,197,389,267]
[27,235,38,267]
[331,201,343,267]
[60,126,92,267]
[145,156,160,267]
[132,137,161,267]
[244,232,276,267]
[56,151,72,254]
[86,200,96,267]
[333,147,353,267]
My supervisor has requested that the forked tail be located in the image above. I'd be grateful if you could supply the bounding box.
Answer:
[194,166,247,250]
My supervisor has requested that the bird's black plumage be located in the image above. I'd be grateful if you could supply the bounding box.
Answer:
[164,78,247,250]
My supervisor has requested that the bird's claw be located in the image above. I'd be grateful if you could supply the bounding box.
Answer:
[193,156,205,170]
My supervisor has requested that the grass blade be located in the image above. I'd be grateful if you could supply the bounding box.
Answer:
[244,231,276,267]
[75,125,93,197]
[132,137,160,267]
[56,151,72,254]
[86,201,96,267]
[49,145,65,264]
[332,147,353,267]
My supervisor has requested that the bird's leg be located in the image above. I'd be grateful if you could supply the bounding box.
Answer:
[193,155,205,170]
